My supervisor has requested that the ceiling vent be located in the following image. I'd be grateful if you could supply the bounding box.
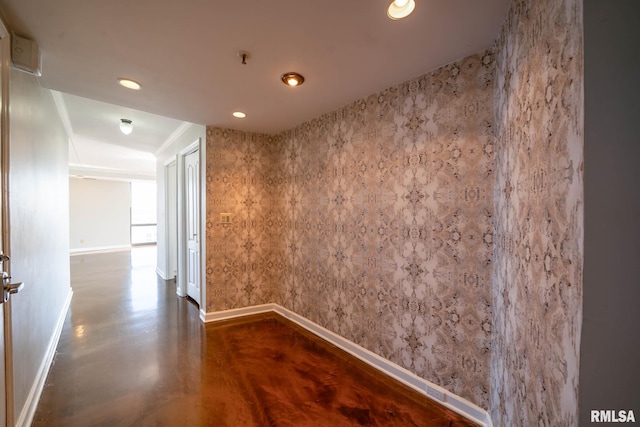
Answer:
[11,34,42,76]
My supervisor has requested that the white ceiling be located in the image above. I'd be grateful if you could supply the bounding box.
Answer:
[0,0,509,178]
[54,91,191,180]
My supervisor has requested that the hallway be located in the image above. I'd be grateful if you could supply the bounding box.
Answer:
[32,247,475,426]
[33,247,204,426]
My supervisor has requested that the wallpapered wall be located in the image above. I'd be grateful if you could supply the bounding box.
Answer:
[281,52,495,407]
[207,50,495,407]
[205,0,585,418]
[205,129,286,311]
[491,0,584,425]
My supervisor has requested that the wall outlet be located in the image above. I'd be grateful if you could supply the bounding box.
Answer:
[426,386,445,402]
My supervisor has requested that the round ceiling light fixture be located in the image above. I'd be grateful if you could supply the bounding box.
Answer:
[387,0,415,20]
[232,111,247,118]
[120,118,133,135]
[117,78,142,90]
[281,72,305,87]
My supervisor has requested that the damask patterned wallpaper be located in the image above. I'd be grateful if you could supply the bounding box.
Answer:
[491,0,584,425]
[205,129,286,312]
[207,50,495,408]
[280,51,495,407]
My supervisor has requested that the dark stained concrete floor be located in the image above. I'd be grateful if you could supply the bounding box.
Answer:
[33,247,476,426]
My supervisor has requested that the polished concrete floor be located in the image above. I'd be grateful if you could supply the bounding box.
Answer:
[33,247,476,426]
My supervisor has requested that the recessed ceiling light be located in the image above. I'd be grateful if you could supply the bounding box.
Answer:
[387,0,415,20]
[117,78,142,90]
[281,72,305,87]
[233,111,247,118]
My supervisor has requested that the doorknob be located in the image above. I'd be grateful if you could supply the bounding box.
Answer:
[2,270,24,303]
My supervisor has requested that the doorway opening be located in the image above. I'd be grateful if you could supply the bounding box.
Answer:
[131,181,157,246]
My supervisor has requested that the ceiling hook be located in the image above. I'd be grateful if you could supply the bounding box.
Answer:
[238,51,249,65]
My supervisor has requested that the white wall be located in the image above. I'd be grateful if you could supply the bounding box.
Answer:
[69,178,131,253]
[164,161,177,278]
[9,67,72,424]
[155,124,205,280]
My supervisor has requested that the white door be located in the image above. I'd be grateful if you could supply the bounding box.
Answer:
[0,30,7,427]
[0,29,25,427]
[184,149,200,305]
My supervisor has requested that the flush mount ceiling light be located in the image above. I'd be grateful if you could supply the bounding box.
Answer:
[387,0,415,20]
[232,111,247,118]
[120,118,133,135]
[117,78,142,90]
[281,72,305,87]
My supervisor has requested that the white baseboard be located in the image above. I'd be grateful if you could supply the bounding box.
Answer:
[201,303,493,427]
[156,267,168,280]
[70,245,130,255]
[16,287,73,427]
[200,304,277,323]
[176,284,186,298]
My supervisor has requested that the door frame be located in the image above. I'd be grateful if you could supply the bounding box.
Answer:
[163,157,178,281]
[176,139,201,302]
